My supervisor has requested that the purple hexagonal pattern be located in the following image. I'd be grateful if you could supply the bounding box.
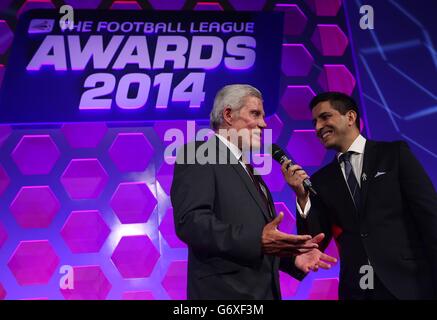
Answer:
[61,123,107,149]
[110,1,141,10]
[12,135,60,175]
[265,114,283,143]
[280,271,300,299]
[274,4,308,36]
[159,207,186,248]
[17,0,55,17]
[0,125,11,147]
[111,235,160,279]
[318,64,356,96]
[274,202,296,235]
[308,278,339,300]
[162,260,187,300]
[149,0,185,10]
[109,133,154,172]
[0,283,6,300]
[287,130,326,167]
[63,0,101,9]
[0,20,13,55]
[311,24,348,56]
[61,210,110,253]
[253,154,285,193]
[194,2,223,11]
[153,120,195,148]
[0,221,7,249]
[10,186,60,228]
[7,240,59,285]
[110,182,157,224]
[282,44,314,77]
[61,159,109,199]
[60,265,111,300]
[228,0,266,11]
[122,291,154,300]
[0,164,10,196]
[306,0,342,17]
[156,157,175,195]
[281,86,315,121]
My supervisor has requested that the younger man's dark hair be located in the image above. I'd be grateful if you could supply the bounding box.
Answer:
[309,92,361,129]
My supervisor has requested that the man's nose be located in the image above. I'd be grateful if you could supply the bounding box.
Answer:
[259,117,267,128]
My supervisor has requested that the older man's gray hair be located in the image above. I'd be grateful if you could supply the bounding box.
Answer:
[210,84,263,131]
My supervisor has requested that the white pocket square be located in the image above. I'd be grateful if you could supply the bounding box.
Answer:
[374,171,386,178]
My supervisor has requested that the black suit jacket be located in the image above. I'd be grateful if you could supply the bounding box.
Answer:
[297,140,437,299]
[170,136,305,300]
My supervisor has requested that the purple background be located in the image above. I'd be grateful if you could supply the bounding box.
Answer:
[0,0,435,300]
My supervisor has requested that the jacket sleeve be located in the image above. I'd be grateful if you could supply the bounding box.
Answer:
[170,157,263,265]
[398,141,437,293]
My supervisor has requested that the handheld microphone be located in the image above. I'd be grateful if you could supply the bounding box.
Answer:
[269,144,318,196]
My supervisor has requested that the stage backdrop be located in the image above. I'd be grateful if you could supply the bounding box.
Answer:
[0,0,435,300]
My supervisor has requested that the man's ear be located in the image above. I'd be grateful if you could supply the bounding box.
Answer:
[348,110,357,127]
[223,106,233,127]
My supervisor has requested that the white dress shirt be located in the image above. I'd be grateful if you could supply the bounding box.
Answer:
[297,134,367,218]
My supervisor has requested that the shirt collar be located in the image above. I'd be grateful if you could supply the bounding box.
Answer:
[337,134,367,161]
[215,133,243,162]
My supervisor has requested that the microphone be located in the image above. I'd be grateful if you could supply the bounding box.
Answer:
[269,144,318,196]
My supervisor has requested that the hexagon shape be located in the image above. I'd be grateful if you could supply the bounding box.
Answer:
[228,0,266,11]
[0,221,8,249]
[312,24,348,56]
[318,64,356,96]
[306,0,342,17]
[110,182,157,224]
[122,291,154,300]
[109,133,154,172]
[282,44,314,77]
[274,4,308,36]
[10,186,60,228]
[0,20,13,55]
[265,114,283,143]
[194,2,223,11]
[0,283,5,300]
[110,1,141,10]
[308,278,339,300]
[286,130,327,167]
[162,260,187,300]
[156,157,175,195]
[12,135,60,175]
[61,159,109,200]
[63,0,101,9]
[0,164,10,196]
[61,210,110,253]
[0,124,11,147]
[280,271,300,299]
[153,120,195,148]
[253,154,286,193]
[159,207,186,248]
[281,86,315,121]
[61,123,107,149]
[111,235,160,279]
[17,0,55,17]
[274,202,296,235]
[7,240,59,285]
[60,265,112,300]
[149,0,185,10]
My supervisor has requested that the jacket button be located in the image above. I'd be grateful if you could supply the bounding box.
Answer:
[361,233,368,238]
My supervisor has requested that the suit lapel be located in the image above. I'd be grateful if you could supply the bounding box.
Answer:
[329,158,359,221]
[214,136,272,221]
[359,140,378,216]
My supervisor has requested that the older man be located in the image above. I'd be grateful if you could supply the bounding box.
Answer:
[170,84,336,299]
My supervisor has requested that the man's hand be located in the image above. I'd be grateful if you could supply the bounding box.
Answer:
[294,233,337,273]
[280,160,310,209]
[262,213,318,257]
